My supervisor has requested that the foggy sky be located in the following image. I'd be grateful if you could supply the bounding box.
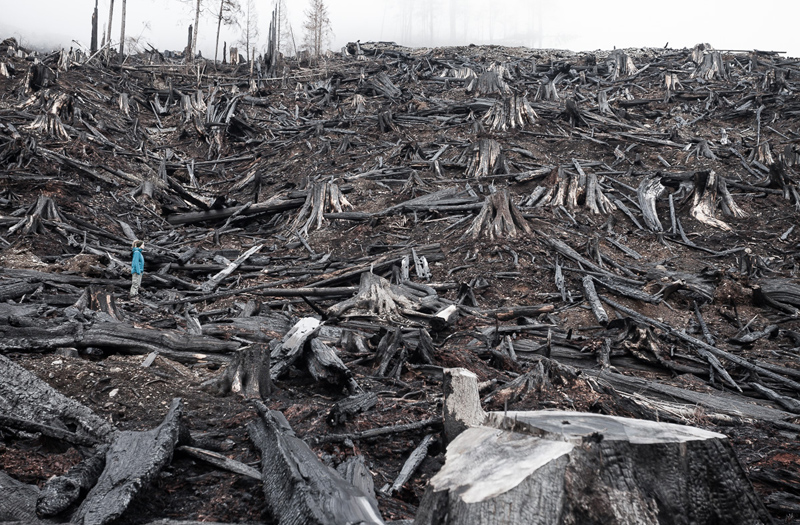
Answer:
[0,0,798,59]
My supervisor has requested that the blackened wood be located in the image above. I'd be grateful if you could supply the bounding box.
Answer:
[384,434,434,496]
[0,281,39,301]
[270,317,320,380]
[166,197,305,226]
[247,402,384,525]
[0,354,114,443]
[336,455,376,500]
[0,322,238,357]
[0,413,99,447]
[176,446,261,480]
[36,445,108,517]
[307,339,358,392]
[749,383,800,414]
[315,417,443,445]
[0,471,44,524]
[201,344,271,399]
[72,398,185,525]
[492,304,554,321]
[327,392,378,426]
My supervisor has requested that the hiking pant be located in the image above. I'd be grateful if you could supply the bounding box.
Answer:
[130,272,143,297]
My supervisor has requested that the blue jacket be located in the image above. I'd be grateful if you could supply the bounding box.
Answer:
[131,247,144,274]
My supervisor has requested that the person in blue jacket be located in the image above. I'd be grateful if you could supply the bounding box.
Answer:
[130,240,144,297]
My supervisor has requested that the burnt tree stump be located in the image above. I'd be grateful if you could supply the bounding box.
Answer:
[201,344,271,399]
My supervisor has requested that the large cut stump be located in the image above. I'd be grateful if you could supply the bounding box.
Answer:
[416,368,772,525]
[247,401,384,524]
[72,399,185,525]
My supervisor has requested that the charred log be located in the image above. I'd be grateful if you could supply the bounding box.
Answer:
[247,401,384,525]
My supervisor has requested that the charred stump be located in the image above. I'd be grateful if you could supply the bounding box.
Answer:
[464,188,532,241]
[201,344,271,399]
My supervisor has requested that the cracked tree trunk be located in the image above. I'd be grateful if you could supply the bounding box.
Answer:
[72,399,185,525]
[465,138,503,178]
[0,354,115,443]
[247,401,385,525]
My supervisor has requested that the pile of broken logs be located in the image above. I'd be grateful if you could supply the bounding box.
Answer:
[2,34,800,523]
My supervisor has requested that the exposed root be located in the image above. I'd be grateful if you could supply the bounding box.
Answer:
[292,180,352,236]
[8,195,66,236]
[464,188,532,241]
[482,93,537,131]
[26,91,73,140]
[326,272,416,322]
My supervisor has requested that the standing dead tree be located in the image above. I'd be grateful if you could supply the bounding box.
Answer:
[302,0,332,57]
[118,0,127,59]
[214,0,241,65]
[238,0,258,63]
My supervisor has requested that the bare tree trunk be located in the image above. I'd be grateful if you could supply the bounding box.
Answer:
[91,0,99,54]
[118,0,127,59]
[192,0,201,62]
[276,0,281,55]
[215,0,223,64]
[106,0,115,57]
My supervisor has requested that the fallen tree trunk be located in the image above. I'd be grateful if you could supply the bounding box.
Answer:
[36,445,109,518]
[0,321,239,360]
[0,354,115,443]
[247,400,384,525]
[72,398,185,525]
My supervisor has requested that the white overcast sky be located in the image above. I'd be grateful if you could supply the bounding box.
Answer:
[0,0,798,59]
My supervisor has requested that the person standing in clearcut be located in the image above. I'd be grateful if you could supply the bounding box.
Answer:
[130,240,144,298]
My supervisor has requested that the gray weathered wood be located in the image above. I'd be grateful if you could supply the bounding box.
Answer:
[416,410,772,525]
